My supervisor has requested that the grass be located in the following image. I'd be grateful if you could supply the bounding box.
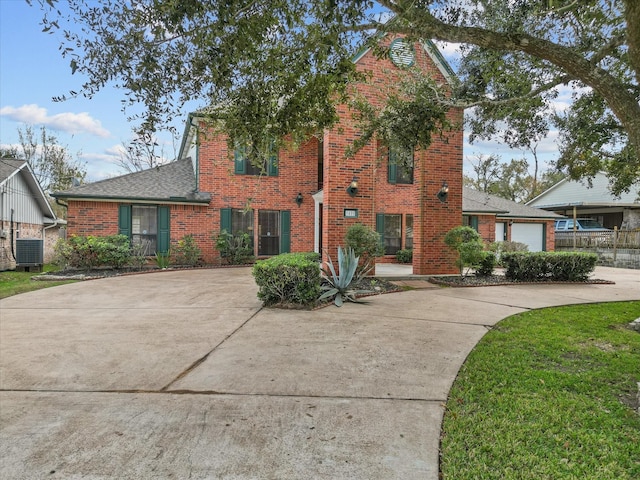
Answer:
[440,301,640,480]
[0,264,77,299]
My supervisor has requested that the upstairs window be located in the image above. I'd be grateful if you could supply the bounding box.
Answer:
[388,145,414,184]
[234,142,278,176]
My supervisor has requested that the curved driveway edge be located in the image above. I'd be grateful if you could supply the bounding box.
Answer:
[1,266,638,479]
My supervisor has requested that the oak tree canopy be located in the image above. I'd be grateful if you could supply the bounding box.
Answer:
[32,0,639,194]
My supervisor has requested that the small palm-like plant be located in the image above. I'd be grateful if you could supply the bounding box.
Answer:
[319,246,372,307]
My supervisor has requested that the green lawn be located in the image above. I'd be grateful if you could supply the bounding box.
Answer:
[440,301,640,479]
[0,265,77,299]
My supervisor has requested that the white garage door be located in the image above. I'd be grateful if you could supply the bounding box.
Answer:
[511,223,544,251]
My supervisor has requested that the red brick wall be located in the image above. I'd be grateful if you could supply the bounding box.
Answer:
[63,37,464,273]
[323,37,463,274]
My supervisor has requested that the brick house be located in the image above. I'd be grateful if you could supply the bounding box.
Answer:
[53,37,556,274]
[463,188,560,252]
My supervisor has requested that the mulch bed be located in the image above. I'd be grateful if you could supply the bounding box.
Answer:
[429,274,615,287]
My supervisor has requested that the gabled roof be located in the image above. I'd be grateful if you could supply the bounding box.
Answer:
[527,173,640,208]
[52,157,211,204]
[464,187,562,219]
[1,158,57,222]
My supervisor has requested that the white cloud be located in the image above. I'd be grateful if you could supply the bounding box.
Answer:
[0,104,110,138]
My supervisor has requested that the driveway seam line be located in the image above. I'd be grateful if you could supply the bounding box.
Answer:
[159,307,264,392]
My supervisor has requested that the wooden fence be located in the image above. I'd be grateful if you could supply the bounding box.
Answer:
[555,229,640,249]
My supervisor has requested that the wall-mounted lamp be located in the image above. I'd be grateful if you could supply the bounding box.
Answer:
[346,177,358,197]
[295,192,304,207]
[436,181,449,203]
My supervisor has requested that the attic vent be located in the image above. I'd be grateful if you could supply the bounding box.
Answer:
[16,239,43,267]
[389,39,415,67]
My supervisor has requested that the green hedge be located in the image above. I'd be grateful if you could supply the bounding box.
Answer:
[252,252,321,307]
[501,252,598,281]
[54,234,132,270]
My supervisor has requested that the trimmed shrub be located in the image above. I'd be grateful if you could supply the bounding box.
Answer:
[444,226,486,278]
[172,234,202,266]
[502,252,598,281]
[252,252,321,307]
[396,248,413,264]
[476,251,496,277]
[489,241,529,266]
[345,223,384,274]
[54,234,131,270]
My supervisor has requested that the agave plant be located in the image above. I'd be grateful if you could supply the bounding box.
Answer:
[319,246,372,307]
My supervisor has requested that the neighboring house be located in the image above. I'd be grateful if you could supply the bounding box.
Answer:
[527,173,640,230]
[55,35,467,275]
[463,187,562,252]
[0,159,62,271]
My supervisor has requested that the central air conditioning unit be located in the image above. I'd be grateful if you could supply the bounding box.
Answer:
[16,238,44,269]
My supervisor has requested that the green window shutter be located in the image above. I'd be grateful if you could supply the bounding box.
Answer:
[470,216,479,232]
[376,213,385,253]
[234,144,246,174]
[388,148,397,184]
[220,208,232,233]
[268,151,278,176]
[542,223,547,251]
[280,210,291,253]
[118,205,131,239]
[157,206,170,254]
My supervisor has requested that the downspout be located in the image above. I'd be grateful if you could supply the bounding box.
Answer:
[10,208,15,261]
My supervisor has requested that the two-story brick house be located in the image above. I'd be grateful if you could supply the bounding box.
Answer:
[55,36,467,274]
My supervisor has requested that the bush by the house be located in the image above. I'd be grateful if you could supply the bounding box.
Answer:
[502,251,598,281]
[489,240,529,266]
[214,229,254,265]
[172,234,202,266]
[345,223,384,275]
[252,252,321,307]
[396,248,413,264]
[476,251,496,277]
[444,226,486,278]
[54,234,132,270]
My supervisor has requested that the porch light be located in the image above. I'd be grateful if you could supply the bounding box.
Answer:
[437,181,449,203]
[346,177,358,197]
[295,192,304,206]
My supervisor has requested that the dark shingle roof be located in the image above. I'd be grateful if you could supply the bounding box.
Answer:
[53,158,211,203]
[463,187,562,219]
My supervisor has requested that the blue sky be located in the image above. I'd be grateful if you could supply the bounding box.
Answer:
[0,0,560,183]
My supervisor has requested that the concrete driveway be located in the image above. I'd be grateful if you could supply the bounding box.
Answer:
[1,266,638,479]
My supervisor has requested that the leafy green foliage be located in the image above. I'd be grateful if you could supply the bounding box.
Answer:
[34,0,639,193]
[475,251,496,277]
[501,251,598,281]
[320,246,371,307]
[54,234,132,270]
[155,250,171,269]
[395,248,413,264]
[444,226,486,278]
[441,301,640,479]
[172,234,202,266]
[488,240,529,266]
[214,229,254,265]
[344,223,384,275]
[252,252,321,307]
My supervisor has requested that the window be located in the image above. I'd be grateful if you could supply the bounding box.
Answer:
[388,145,414,184]
[405,214,413,249]
[234,142,278,176]
[221,208,290,256]
[118,205,170,255]
[376,213,402,255]
[463,215,479,232]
